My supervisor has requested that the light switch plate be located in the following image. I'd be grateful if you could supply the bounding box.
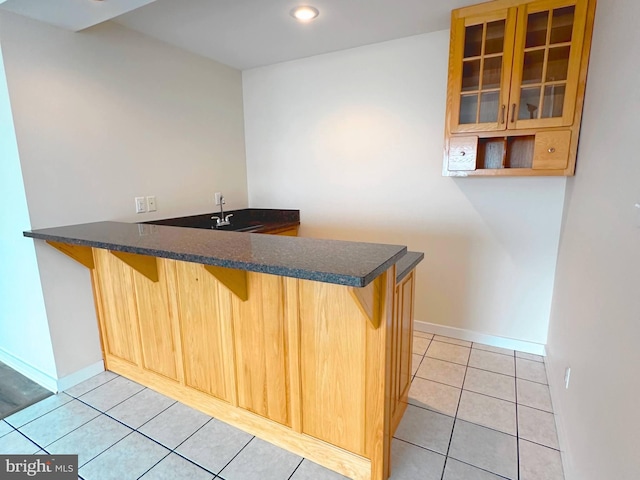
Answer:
[147,196,157,212]
[135,196,146,214]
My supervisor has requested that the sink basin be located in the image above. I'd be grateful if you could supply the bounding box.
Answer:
[147,217,265,232]
[143,209,299,233]
[213,223,264,232]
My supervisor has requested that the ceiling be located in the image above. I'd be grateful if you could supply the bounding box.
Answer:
[0,0,480,70]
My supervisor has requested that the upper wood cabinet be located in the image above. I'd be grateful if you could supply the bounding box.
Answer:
[443,0,596,176]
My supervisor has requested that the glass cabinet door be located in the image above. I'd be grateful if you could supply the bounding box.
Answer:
[508,0,588,128]
[450,9,517,133]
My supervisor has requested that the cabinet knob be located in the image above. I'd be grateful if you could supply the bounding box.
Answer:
[460,151,466,156]
[548,147,556,153]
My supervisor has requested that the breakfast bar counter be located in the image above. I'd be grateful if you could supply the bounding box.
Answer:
[25,221,422,480]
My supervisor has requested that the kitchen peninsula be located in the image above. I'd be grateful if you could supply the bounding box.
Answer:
[24,221,423,480]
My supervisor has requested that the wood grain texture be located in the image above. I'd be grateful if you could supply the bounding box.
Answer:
[444,0,595,177]
[285,277,303,433]
[88,250,407,479]
[533,130,571,169]
[509,0,589,130]
[351,281,381,328]
[174,261,231,401]
[390,271,415,436]
[110,250,158,282]
[105,354,372,480]
[447,8,516,135]
[232,272,290,425]
[204,265,248,301]
[132,258,179,380]
[163,260,186,386]
[365,270,394,480]
[264,226,299,236]
[299,279,368,455]
[46,241,94,269]
[92,248,141,365]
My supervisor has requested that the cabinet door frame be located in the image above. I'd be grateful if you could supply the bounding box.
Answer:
[448,8,518,134]
[507,0,588,129]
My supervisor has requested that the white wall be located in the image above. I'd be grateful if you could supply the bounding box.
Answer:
[243,31,566,346]
[0,42,57,386]
[546,0,640,478]
[0,12,248,382]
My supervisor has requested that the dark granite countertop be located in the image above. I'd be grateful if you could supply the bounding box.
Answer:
[24,221,407,287]
[396,251,424,283]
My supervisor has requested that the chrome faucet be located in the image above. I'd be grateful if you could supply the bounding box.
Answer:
[212,194,233,227]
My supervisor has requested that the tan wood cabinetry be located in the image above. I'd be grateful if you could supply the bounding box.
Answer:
[390,269,416,433]
[43,237,416,480]
[443,0,596,176]
[261,225,299,236]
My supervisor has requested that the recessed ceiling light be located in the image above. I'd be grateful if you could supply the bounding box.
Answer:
[290,6,319,22]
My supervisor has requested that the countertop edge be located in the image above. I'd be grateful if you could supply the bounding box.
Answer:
[24,228,409,288]
[396,251,424,283]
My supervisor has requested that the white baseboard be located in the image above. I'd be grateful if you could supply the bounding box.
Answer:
[56,361,105,393]
[0,349,58,393]
[415,320,547,356]
[0,348,105,394]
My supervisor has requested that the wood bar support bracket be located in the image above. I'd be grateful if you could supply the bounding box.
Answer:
[110,250,159,282]
[203,265,248,301]
[350,274,384,329]
[46,241,94,269]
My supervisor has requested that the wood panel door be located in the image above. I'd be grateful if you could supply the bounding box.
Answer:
[132,258,180,381]
[508,0,588,129]
[174,262,235,402]
[231,272,291,426]
[448,8,517,133]
[298,280,369,456]
[93,249,141,366]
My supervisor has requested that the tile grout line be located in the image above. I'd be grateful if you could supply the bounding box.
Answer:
[286,458,305,480]
[4,395,75,429]
[14,339,552,479]
[439,342,472,480]
[215,435,257,478]
[75,383,150,417]
[391,436,449,460]
[13,428,48,454]
[134,448,173,479]
[445,456,514,480]
[63,392,177,473]
[410,338,431,383]
[23,380,242,478]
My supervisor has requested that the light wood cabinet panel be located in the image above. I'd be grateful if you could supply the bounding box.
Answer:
[298,279,368,455]
[448,8,517,134]
[390,270,415,435]
[444,0,596,176]
[532,129,571,168]
[132,257,179,380]
[398,272,415,402]
[79,244,405,480]
[509,0,589,129]
[93,249,141,365]
[174,261,232,401]
[232,273,290,426]
[266,226,299,236]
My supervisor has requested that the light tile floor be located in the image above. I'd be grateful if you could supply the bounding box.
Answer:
[0,332,564,480]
